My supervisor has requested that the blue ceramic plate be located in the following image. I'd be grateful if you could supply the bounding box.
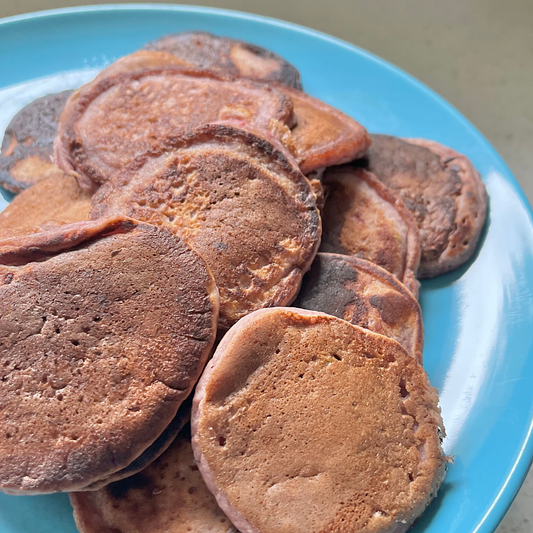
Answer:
[0,5,532,533]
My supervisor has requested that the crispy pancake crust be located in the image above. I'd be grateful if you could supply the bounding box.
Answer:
[144,31,302,89]
[293,253,423,361]
[70,426,238,533]
[363,134,487,278]
[90,124,321,331]
[278,87,371,174]
[0,90,73,193]
[192,308,445,533]
[0,172,92,240]
[406,138,488,277]
[0,217,218,494]
[55,64,294,187]
[320,166,421,297]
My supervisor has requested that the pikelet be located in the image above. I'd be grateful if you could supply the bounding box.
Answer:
[0,217,218,494]
[70,425,238,533]
[55,59,294,188]
[362,134,488,277]
[0,172,92,240]
[320,166,421,297]
[192,307,446,533]
[144,31,302,89]
[278,86,371,174]
[0,90,73,193]
[293,253,423,361]
[90,124,321,331]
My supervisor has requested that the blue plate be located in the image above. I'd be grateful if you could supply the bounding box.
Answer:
[1,5,532,533]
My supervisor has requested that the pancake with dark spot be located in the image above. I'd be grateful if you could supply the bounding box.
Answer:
[192,307,446,533]
[0,172,92,240]
[144,31,302,89]
[70,425,238,533]
[90,124,321,331]
[362,134,488,277]
[320,166,420,297]
[82,396,192,491]
[293,253,423,361]
[55,64,294,188]
[278,86,371,174]
[0,90,73,193]
[0,217,218,494]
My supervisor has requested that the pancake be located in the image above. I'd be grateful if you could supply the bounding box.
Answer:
[70,425,238,533]
[144,31,302,89]
[192,307,446,533]
[0,172,92,240]
[0,90,73,193]
[293,253,423,361]
[55,64,294,188]
[82,397,192,491]
[320,166,420,297]
[278,86,371,174]
[0,217,219,494]
[362,134,488,277]
[90,124,321,331]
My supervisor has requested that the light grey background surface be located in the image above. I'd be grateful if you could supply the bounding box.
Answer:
[1,2,532,532]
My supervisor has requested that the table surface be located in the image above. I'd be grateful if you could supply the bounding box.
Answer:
[1,2,532,532]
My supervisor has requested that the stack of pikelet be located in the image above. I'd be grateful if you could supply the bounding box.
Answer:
[0,32,487,533]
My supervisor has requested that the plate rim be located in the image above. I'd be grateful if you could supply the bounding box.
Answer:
[1,5,533,533]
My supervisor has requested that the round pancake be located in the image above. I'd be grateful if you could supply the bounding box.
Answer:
[320,166,421,297]
[0,90,73,193]
[362,134,488,278]
[192,307,446,533]
[278,86,371,174]
[55,65,294,188]
[0,172,92,240]
[144,31,302,89]
[0,217,218,494]
[70,425,238,533]
[293,253,423,361]
[90,124,321,331]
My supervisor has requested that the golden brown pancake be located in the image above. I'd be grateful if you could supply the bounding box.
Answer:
[0,217,218,494]
[278,86,371,174]
[0,90,73,193]
[70,425,238,533]
[320,166,421,297]
[82,397,192,491]
[362,134,488,277]
[144,31,302,89]
[90,124,321,331]
[0,172,92,240]
[293,253,423,361]
[192,307,446,533]
[55,64,294,188]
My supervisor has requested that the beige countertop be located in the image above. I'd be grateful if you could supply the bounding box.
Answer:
[1,1,532,532]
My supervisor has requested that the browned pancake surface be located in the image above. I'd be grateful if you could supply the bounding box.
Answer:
[0,218,218,494]
[144,31,302,89]
[0,172,92,240]
[55,65,294,187]
[192,308,445,533]
[320,166,420,296]
[70,426,237,533]
[90,124,320,331]
[293,253,423,361]
[279,87,370,174]
[82,397,192,492]
[0,90,73,193]
[363,134,487,277]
